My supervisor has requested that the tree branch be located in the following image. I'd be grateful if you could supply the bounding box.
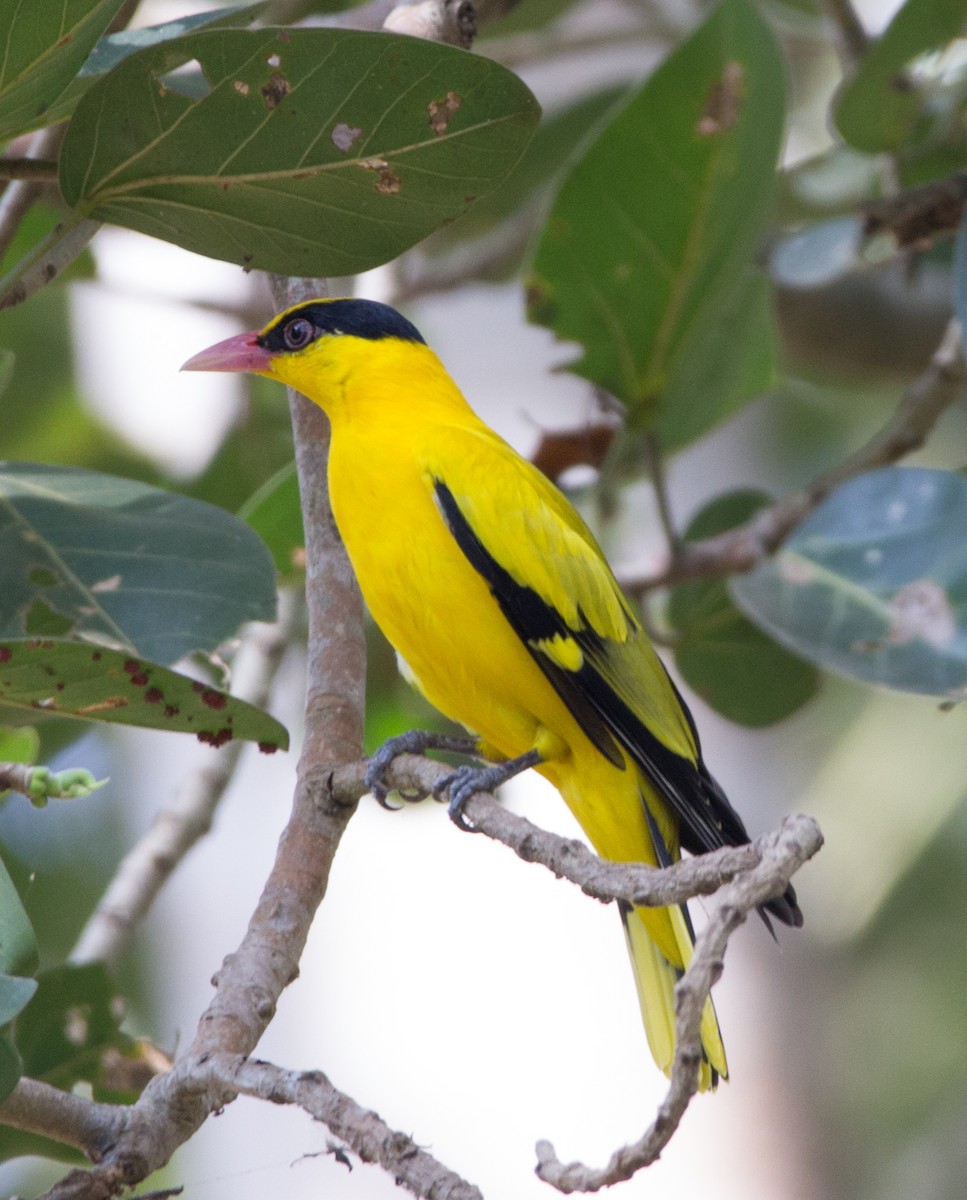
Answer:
[0,1078,126,1161]
[863,171,967,249]
[31,273,369,1199]
[0,127,66,262]
[197,1054,484,1200]
[627,317,967,592]
[535,813,823,1192]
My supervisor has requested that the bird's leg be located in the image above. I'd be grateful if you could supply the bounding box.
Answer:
[433,749,543,832]
[365,730,481,808]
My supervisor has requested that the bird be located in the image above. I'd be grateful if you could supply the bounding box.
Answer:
[183,297,803,1090]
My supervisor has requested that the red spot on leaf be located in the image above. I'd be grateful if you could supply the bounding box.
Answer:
[130,672,149,687]
[192,681,205,693]
[91,651,102,661]
[197,728,233,748]
[0,648,11,663]
[164,705,179,718]
[200,688,227,711]
[145,688,163,704]
[123,660,141,675]
[258,742,279,755]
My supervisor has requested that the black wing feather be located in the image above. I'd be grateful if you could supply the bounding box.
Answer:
[433,480,802,928]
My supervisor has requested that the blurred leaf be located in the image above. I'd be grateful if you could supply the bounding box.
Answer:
[60,28,540,276]
[770,216,866,288]
[731,467,967,695]
[659,268,776,451]
[0,725,39,768]
[43,4,269,126]
[0,0,122,139]
[954,206,967,350]
[0,350,13,400]
[238,461,303,576]
[479,0,582,37]
[527,0,783,443]
[0,849,39,1103]
[14,963,123,1087]
[669,490,819,725]
[0,976,38,1027]
[0,462,276,665]
[0,1027,22,1106]
[775,146,882,226]
[835,0,967,153]
[0,639,289,750]
[0,848,38,978]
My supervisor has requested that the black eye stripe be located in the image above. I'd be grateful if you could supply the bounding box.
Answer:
[259,299,426,353]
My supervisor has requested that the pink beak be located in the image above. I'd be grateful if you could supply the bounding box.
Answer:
[181,331,273,374]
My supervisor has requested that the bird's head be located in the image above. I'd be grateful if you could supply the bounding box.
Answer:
[182,297,427,406]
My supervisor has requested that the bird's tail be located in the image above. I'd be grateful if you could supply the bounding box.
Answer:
[620,900,727,1091]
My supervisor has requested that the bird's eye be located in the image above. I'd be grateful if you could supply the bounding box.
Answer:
[282,317,315,350]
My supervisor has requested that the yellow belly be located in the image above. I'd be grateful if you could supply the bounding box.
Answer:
[327,429,673,871]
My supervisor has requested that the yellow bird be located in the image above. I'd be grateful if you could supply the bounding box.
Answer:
[184,298,802,1089]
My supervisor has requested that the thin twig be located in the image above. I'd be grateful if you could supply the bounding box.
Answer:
[333,753,766,907]
[0,159,59,182]
[626,317,967,592]
[863,171,967,249]
[70,596,299,970]
[822,0,869,64]
[643,431,680,562]
[0,210,102,310]
[534,814,823,1192]
[198,1055,484,1200]
[0,127,66,262]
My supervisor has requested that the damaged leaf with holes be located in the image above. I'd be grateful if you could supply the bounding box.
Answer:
[731,468,967,695]
[0,640,288,750]
[59,27,540,276]
[0,462,277,665]
[526,0,782,450]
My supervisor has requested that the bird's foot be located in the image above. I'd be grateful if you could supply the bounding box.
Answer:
[433,749,542,832]
[365,730,480,809]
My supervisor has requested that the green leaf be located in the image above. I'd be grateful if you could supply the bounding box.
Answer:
[0,976,38,1027]
[659,268,776,452]
[527,0,783,439]
[425,84,628,252]
[0,639,288,750]
[238,462,303,576]
[60,28,540,276]
[835,0,967,153]
[0,848,38,979]
[0,725,39,768]
[42,4,270,127]
[0,462,276,665]
[14,963,122,1087]
[0,849,38,1103]
[955,209,967,351]
[0,0,123,140]
[731,467,967,695]
[0,1026,23,1105]
[669,490,819,725]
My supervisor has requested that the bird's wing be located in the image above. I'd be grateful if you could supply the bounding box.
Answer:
[424,427,743,858]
